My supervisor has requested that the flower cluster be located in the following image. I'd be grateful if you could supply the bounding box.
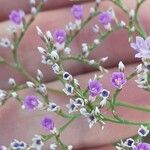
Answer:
[0,0,150,149]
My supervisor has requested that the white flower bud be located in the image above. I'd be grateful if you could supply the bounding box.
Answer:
[37,84,47,95]
[0,38,11,48]
[31,7,37,15]
[100,56,108,62]
[50,143,57,150]
[120,21,126,27]
[136,64,143,74]
[8,78,16,87]
[11,92,18,98]
[92,24,100,33]
[0,90,7,103]
[50,51,59,61]
[29,0,36,5]
[46,30,53,41]
[26,81,35,88]
[129,9,135,18]
[89,60,95,65]
[64,47,71,55]
[89,7,95,16]
[37,69,44,81]
[67,145,73,150]
[36,26,44,38]
[94,39,100,45]
[96,0,101,4]
[52,63,60,74]
[37,47,47,54]
[118,61,125,72]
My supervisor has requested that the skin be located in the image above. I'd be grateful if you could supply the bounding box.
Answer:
[0,0,150,149]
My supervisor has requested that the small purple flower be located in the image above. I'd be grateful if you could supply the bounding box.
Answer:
[134,143,150,150]
[88,79,102,97]
[71,5,83,20]
[99,11,113,26]
[53,29,66,44]
[41,117,54,131]
[9,10,24,25]
[23,95,39,110]
[111,72,127,89]
[130,36,150,58]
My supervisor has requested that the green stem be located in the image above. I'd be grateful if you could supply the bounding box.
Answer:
[134,0,147,38]
[103,115,150,126]
[116,101,150,112]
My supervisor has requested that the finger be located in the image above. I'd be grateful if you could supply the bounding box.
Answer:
[83,145,115,150]
[0,0,91,21]
[0,63,150,149]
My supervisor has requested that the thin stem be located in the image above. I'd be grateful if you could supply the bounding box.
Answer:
[12,1,44,82]
[116,101,150,112]
[103,115,150,126]
[134,0,147,38]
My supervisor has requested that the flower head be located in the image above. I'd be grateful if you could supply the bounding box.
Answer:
[10,140,27,150]
[23,95,39,111]
[31,135,44,150]
[0,146,7,150]
[138,125,149,137]
[99,11,113,26]
[9,10,24,25]
[88,79,102,97]
[130,36,150,58]
[71,5,83,20]
[41,117,54,131]
[111,72,126,89]
[53,29,66,44]
[134,143,150,150]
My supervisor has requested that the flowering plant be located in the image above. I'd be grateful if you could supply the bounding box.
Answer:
[0,0,150,149]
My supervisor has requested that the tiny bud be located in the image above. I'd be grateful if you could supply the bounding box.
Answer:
[50,51,59,61]
[89,60,95,65]
[89,7,95,16]
[46,30,53,41]
[129,9,135,19]
[36,26,44,38]
[8,78,16,87]
[92,24,100,33]
[11,92,18,98]
[37,69,44,81]
[37,47,47,54]
[100,56,108,62]
[118,61,125,72]
[94,39,100,45]
[136,64,143,74]
[26,81,35,88]
[50,143,57,150]
[29,0,36,5]
[64,47,71,55]
[130,26,135,32]
[67,145,73,150]
[96,0,101,4]
[119,20,126,27]
[37,84,47,95]
[31,7,37,16]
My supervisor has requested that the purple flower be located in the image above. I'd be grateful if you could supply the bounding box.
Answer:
[134,143,150,150]
[111,72,126,89]
[88,79,102,97]
[9,10,24,25]
[130,36,150,58]
[41,117,54,131]
[23,95,39,110]
[53,29,66,44]
[99,11,113,26]
[71,5,83,20]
